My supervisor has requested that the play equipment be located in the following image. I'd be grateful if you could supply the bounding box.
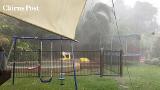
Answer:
[39,41,53,83]
[11,36,79,90]
[59,73,65,85]
[71,43,78,90]
[62,52,71,61]
[0,41,14,85]
[59,38,65,85]
[80,57,90,63]
[26,65,40,70]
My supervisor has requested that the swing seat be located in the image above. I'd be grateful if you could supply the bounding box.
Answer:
[0,70,11,85]
[26,65,40,70]
[59,77,65,80]
[59,73,65,80]
[40,77,52,83]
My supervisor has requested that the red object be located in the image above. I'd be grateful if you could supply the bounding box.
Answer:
[26,65,40,70]
[140,56,145,63]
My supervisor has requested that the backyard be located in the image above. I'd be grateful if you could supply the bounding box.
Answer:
[118,63,160,90]
[1,63,160,90]
[0,0,160,90]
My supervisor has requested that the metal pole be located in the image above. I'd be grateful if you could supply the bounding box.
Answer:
[120,50,123,77]
[38,49,41,77]
[125,39,128,55]
[110,37,113,73]
[111,36,113,51]
[71,42,78,90]
[60,37,64,85]
[100,48,104,77]
[51,42,53,77]
[38,41,43,79]
[12,37,17,85]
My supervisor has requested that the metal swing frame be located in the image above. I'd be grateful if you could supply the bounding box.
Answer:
[0,42,13,85]
[39,41,53,83]
[12,36,78,90]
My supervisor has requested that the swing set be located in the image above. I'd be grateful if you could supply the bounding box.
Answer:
[0,37,78,90]
[0,41,14,85]
[9,36,78,89]
[39,41,53,83]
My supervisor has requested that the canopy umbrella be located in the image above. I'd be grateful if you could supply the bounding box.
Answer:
[0,0,86,40]
[0,1,86,87]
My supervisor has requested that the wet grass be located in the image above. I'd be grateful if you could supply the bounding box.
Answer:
[1,63,160,90]
[0,76,118,90]
[118,63,160,90]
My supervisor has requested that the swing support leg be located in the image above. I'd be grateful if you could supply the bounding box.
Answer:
[12,37,17,85]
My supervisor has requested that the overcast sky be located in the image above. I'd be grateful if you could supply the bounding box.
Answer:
[99,0,160,24]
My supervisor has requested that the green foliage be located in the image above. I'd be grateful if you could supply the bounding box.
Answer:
[114,0,159,56]
[0,35,9,47]
[145,58,160,66]
[76,3,113,50]
[17,42,31,51]
[0,14,59,52]
[115,0,158,34]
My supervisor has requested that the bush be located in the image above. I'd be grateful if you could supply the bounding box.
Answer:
[145,58,160,66]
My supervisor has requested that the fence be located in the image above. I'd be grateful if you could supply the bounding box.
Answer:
[6,36,123,86]
[8,49,123,78]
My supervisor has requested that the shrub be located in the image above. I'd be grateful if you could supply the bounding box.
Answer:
[145,58,160,66]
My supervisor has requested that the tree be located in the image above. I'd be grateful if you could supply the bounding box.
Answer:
[115,0,158,34]
[0,35,9,48]
[76,2,113,50]
[114,0,159,57]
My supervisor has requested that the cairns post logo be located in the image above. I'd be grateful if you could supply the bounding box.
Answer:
[2,4,39,12]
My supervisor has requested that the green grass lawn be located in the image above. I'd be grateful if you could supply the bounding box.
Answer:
[118,63,160,90]
[1,63,160,90]
[0,76,118,90]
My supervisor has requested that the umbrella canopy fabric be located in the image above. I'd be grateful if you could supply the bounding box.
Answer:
[0,0,86,40]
